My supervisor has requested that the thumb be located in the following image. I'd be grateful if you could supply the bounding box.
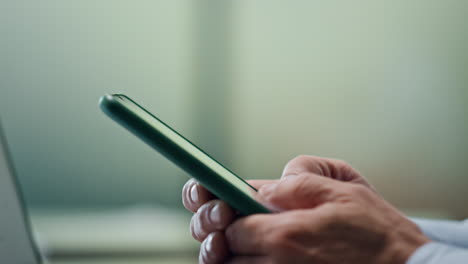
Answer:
[282,155,373,188]
[255,174,346,211]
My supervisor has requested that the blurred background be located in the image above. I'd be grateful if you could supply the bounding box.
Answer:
[1,1,468,263]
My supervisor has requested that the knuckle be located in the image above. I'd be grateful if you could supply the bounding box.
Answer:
[325,206,348,223]
[287,179,308,197]
[261,188,280,205]
[348,183,369,196]
[285,155,316,173]
[335,160,358,176]
[331,203,364,225]
[284,155,313,174]
[225,216,259,242]
[334,159,352,171]
[224,223,235,242]
[263,175,310,205]
[212,201,235,229]
[224,222,243,250]
[282,175,318,195]
[268,230,289,249]
[265,215,304,250]
[267,227,296,250]
[290,154,312,164]
[225,220,242,242]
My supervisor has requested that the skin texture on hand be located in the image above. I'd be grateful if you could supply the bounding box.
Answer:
[181,155,430,264]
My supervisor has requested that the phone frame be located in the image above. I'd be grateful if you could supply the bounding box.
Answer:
[99,94,270,215]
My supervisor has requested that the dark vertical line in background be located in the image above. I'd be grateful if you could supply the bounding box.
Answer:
[191,0,233,166]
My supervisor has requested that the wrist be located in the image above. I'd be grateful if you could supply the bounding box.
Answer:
[383,220,431,264]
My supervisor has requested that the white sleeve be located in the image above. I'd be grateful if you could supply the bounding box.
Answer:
[411,218,468,248]
[407,242,468,264]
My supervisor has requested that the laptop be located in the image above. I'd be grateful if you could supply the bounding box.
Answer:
[0,123,198,263]
[0,123,43,264]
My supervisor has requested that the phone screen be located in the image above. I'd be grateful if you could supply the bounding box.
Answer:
[112,94,257,198]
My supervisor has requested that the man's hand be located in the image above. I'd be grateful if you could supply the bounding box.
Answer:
[225,174,430,264]
[182,155,430,264]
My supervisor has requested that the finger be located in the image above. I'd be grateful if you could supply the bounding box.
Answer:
[191,199,236,242]
[182,179,215,212]
[226,256,272,264]
[225,210,314,255]
[199,232,230,264]
[256,174,344,210]
[183,179,276,214]
[225,214,277,255]
[246,179,278,190]
[226,209,337,260]
[282,155,372,187]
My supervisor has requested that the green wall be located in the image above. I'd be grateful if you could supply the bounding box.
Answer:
[2,1,468,217]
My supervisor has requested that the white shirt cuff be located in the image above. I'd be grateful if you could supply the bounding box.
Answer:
[407,242,468,264]
[411,218,468,248]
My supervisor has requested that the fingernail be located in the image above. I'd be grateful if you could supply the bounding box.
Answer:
[204,232,214,253]
[190,184,199,204]
[209,202,222,226]
[259,183,278,195]
[199,233,214,264]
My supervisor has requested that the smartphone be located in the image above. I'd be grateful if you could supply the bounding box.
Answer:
[99,94,270,215]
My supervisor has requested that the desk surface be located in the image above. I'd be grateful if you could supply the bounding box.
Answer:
[31,207,199,264]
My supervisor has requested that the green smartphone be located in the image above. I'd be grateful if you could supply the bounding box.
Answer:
[99,94,270,215]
